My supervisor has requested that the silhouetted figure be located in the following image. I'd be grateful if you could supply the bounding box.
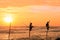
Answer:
[46,21,50,40]
[29,22,33,39]
[29,23,33,31]
[46,21,50,30]
[56,38,60,40]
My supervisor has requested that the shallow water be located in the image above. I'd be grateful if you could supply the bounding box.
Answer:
[0,26,60,40]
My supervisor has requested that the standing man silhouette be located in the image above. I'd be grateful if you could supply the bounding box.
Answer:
[46,21,50,40]
[46,21,50,30]
[29,22,33,39]
[29,22,33,31]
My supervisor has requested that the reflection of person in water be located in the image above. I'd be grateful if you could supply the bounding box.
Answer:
[46,21,50,30]
[29,22,33,31]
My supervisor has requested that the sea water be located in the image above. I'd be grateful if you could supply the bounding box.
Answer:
[0,26,60,40]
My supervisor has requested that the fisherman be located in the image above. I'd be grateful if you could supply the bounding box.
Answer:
[29,22,33,31]
[46,21,50,30]
[46,21,50,40]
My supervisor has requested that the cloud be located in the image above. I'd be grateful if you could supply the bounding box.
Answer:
[25,5,60,12]
[0,5,60,13]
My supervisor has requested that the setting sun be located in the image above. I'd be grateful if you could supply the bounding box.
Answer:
[4,14,13,23]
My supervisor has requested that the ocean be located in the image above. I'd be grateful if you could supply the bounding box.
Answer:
[0,26,60,40]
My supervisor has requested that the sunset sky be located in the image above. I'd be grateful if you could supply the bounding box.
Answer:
[0,0,60,27]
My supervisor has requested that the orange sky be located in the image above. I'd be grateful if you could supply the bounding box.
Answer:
[0,0,60,26]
